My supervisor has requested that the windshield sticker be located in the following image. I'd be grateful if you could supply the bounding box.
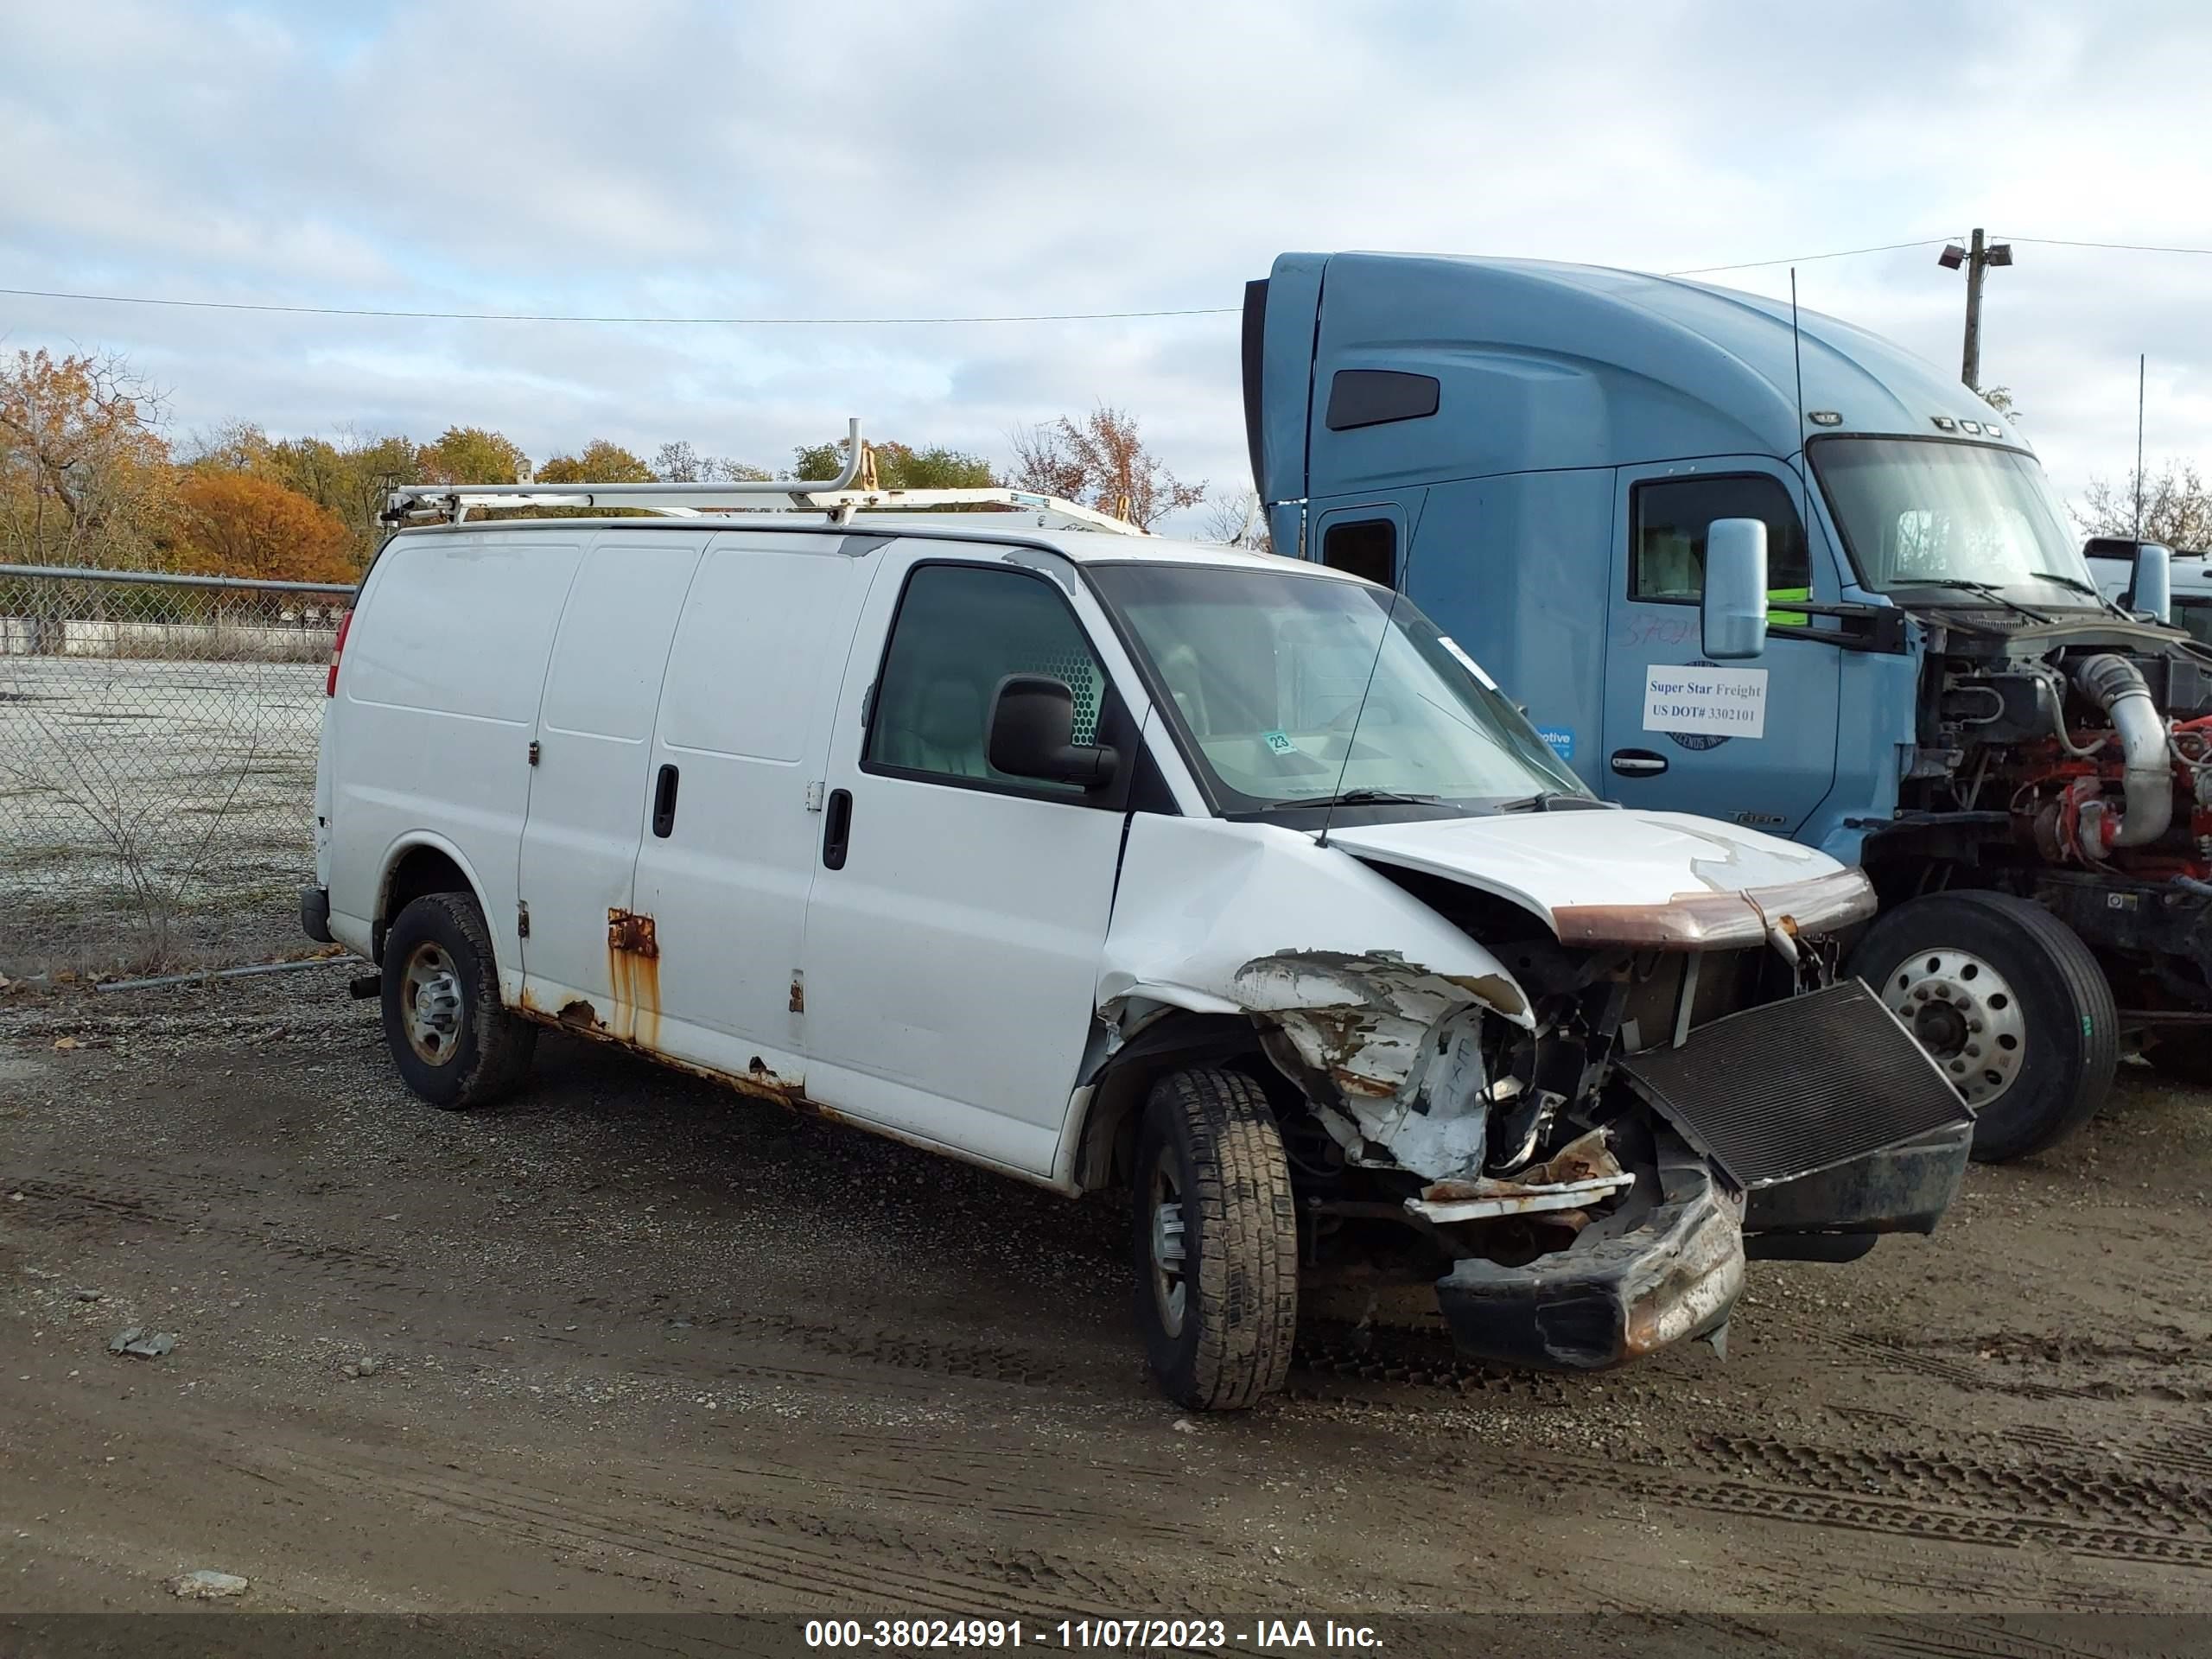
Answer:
[1437,636,1497,690]
[1262,729,1298,755]
[1535,725,1575,762]
[1643,664,1768,741]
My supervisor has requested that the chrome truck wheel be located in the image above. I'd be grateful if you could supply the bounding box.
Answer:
[1878,947,2027,1109]
[1848,890,2116,1164]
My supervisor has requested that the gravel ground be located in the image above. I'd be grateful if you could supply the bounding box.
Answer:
[2,964,2210,1640]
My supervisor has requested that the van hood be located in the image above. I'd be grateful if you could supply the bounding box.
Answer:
[1325,809,1874,948]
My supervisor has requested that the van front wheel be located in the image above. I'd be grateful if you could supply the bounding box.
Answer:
[380,892,536,1110]
[1132,1066,1299,1410]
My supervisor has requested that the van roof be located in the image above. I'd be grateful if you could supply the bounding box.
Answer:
[387,513,1364,579]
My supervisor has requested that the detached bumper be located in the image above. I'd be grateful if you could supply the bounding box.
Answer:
[1433,1138,1743,1371]
[1745,1122,1972,1243]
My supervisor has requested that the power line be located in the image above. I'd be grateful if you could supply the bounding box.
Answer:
[1662,237,1961,276]
[4,230,2201,328]
[1999,235,2212,257]
[0,286,1238,326]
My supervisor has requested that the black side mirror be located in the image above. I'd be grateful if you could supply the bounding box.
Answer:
[987,674,1119,789]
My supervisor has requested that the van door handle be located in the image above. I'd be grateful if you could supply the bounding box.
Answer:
[822,788,853,870]
[652,764,680,837]
[1610,749,1669,777]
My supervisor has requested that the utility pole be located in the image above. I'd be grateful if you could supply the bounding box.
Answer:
[1939,229,2013,391]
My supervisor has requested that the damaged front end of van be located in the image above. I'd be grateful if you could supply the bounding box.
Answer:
[1092,816,1974,1371]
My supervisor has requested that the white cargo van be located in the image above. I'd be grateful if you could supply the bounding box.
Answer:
[306,454,1972,1408]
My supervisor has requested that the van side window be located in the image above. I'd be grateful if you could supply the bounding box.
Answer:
[866,563,1106,794]
[1630,476,1811,603]
[1321,518,1395,588]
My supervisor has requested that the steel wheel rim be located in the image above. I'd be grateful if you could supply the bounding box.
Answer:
[1148,1149,1188,1338]
[402,943,464,1066]
[1881,947,2026,1108]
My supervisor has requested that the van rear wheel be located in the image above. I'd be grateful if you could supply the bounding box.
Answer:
[380,892,536,1110]
[1848,890,2115,1163]
[1132,1066,1299,1410]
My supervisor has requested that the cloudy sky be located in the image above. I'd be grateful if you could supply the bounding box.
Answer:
[4,0,2209,529]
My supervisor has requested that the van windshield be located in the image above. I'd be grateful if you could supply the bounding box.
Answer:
[1087,562,1586,816]
[1812,436,2100,608]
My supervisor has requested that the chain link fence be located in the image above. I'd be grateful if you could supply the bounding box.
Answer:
[0,563,354,976]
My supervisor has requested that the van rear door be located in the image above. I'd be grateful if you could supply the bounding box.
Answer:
[515,530,708,1023]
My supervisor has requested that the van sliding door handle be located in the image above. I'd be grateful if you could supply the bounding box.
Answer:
[652,764,680,837]
[822,788,853,870]
[1610,749,1669,777]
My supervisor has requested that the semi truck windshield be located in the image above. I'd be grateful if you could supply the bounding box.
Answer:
[1813,436,2096,607]
[1087,563,1586,817]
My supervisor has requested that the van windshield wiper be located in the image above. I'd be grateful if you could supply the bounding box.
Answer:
[1887,579,2050,625]
[1262,788,1457,811]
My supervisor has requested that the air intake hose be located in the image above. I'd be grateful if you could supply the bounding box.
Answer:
[2069,654,2172,854]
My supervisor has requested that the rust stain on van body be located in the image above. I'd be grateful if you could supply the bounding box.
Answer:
[511,910,828,1123]
[607,908,662,1051]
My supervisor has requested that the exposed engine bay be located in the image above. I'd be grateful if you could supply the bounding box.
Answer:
[1897,610,2212,1008]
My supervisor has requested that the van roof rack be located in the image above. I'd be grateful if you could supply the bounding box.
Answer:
[380,417,1149,537]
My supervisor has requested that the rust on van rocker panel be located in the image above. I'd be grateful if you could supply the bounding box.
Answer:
[607,908,662,1051]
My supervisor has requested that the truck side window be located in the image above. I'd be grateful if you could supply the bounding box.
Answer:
[1630,476,1811,604]
[1321,518,1395,588]
[866,563,1105,795]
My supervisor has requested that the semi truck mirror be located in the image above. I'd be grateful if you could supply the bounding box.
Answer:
[2132,542,2172,624]
[1701,518,1770,660]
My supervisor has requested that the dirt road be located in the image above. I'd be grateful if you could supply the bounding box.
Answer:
[3,964,2210,1640]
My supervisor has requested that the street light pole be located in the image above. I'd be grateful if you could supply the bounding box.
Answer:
[1961,228,1986,391]
[1940,229,2013,393]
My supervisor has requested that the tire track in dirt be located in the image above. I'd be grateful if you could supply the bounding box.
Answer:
[7,1173,431,1301]
[11,1170,1104,1399]
[681,1447,1206,1545]
[1287,1328,1580,1407]
[1764,1312,2212,1405]
[253,1446,1181,1616]
[1468,1448,2212,1570]
[1677,1433,2212,1539]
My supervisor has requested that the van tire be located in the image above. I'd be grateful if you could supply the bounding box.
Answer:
[1847,890,2115,1163]
[380,892,536,1110]
[1132,1066,1299,1410]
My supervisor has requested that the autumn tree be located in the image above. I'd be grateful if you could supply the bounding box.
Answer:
[787,437,997,491]
[1009,406,1205,530]
[171,471,356,584]
[2075,461,2212,551]
[1200,487,1270,550]
[185,423,419,569]
[538,440,657,483]
[418,425,529,485]
[0,347,177,569]
[652,440,770,483]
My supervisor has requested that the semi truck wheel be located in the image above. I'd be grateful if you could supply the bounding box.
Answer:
[1848,891,2116,1163]
[380,892,537,1110]
[1132,1066,1300,1410]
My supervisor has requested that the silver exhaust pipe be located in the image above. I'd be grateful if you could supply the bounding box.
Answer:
[2070,654,2172,853]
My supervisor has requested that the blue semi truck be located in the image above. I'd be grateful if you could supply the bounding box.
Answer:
[1245,251,2207,1162]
